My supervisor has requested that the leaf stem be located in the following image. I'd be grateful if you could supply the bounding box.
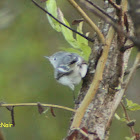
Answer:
[121,102,135,137]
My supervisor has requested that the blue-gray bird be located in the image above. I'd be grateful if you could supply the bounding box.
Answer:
[45,51,88,90]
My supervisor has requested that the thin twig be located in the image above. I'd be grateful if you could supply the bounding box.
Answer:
[0,103,76,112]
[79,0,140,49]
[120,44,134,52]
[68,0,105,43]
[121,102,135,137]
[31,0,94,42]
[108,0,121,10]
[11,107,15,127]
[86,0,116,22]
[80,0,121,31]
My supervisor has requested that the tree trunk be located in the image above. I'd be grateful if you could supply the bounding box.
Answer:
[65,0,135,140]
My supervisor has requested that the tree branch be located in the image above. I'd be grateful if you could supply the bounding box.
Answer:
[86,0,116,22]
[70,26,115,129]
[79,0,139,48]
[106,52,140,129]
[0,103,76,112]
[80,0,119,30]
[68,0,105,43]
[120,44,134,52]
[108,0,121,10]
[66,0,135,139]
[31,0,94,42]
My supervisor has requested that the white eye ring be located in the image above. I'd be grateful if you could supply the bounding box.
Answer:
[54,57,56,60]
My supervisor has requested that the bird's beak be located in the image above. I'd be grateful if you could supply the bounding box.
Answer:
[44,56,50,59]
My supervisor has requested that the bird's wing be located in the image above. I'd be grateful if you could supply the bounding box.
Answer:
[62,54,78,66]
[55,65,73,80]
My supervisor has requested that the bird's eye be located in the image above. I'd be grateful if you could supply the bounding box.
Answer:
[54,57,56,61]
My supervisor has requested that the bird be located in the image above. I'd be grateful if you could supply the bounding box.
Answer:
[45,51,88,90]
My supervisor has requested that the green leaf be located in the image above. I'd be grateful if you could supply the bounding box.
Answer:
[125,136,135,140]
[61,18,79,48]
[76,22,85,45]
[57,9,80,50]
[56,8,80,49]
[126,98,140,111]
[76,22,88,45]
[114,113,126,122]
[76,22,91,60]
[46,0,61,32]
[78,43,91,61]
[114,113,121,120]
[61,47,83,57]
[46,0,91,61]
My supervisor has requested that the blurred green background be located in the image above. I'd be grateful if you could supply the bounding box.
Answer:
[0,0,140,140]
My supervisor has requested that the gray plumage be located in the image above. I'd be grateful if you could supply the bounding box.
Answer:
[45,51,88,90]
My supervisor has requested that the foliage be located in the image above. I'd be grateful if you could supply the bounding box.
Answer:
[46,0,91,61]
[125,136,135,140]
[114,113,126,122]
[114,98,140,140]
[115,98,140,124]
[125,98,140,111]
